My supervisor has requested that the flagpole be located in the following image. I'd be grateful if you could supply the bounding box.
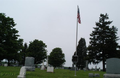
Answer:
[74,17,78,76]
[76,6,78,56]
[75,5,79,76]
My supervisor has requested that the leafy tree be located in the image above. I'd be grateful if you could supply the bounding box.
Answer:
[48,47,65,68]
[88,13,119,71]
[0,13,23,65]
[28,39,47,64]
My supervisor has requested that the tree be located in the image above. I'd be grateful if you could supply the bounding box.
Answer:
[48,47,65,68]
[28,39,47,64]
[77,38,87,69]
[0,13,23,65]
[72,38,87,70]
[19,43,28,65]
[88,13,119,71]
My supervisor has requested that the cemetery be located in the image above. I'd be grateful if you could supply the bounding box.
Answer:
[0,66,105,78]
[1,56,120,78]
[0,2,120,78]
[1,56,104,78]
[2,56,120,78]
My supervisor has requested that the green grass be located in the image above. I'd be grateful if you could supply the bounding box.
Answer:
[0,66,105,78]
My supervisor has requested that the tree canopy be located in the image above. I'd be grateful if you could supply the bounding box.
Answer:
[48,47,65,68]
[0,13,23,65]
[27,39,47,64]
[87,13,119,71]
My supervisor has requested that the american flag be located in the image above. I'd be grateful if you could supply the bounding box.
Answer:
[77,6,81,24]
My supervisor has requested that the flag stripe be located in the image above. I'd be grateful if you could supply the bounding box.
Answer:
[77,6,81,24]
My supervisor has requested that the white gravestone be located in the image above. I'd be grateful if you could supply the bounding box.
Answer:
[47,67,54,73]
[104,58,120,78]
[41,61,45,70]
[95,66,97,71]
[4,63,8,67]
[17,66,26,78]
[86,60,88,70]
[25,57,35,71]
[46,56,48,67]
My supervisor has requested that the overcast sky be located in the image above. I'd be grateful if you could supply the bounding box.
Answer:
[0,0,120,69]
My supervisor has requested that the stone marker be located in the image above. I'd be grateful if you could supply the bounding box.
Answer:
[4,63,8,67]
[99,67,101,71]
[89,73,100,78]
[70,67,78,71]
[94,73,100,77]
[47,66,54,73]
[104,74,120,78]
[25,57,35,71]
[106,58,120,74]
[41,61,45,70]
[83,68,86,71]
[46,56,48,67]
[95,66,97,71]
[17,66,26,78]
[104,58,120,78]
[70,63,78,71]
[89,73,94,78]
[85,60,88,70]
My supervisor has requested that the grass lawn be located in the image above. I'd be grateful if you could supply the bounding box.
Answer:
[0,66,105,78]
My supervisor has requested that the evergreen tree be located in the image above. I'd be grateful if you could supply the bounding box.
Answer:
[88,13,119,71]
[72,38,87,69]
[77,38,87,70]
[19,43,28,65]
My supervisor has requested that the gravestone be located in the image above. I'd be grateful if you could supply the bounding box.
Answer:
[85,60,88,70]
[106,58,120,74]
[98,67,101,71]
[95,66,97,71]
[70,66,78,71]
[89,73,94,78]
[17,66,26,78]
[89,73,100,78]
[47,66,54,73]
[46,56,48,67]
[83,68,86,71]
[104,58,120,78]
[41,61,45,70]
[70,64,78,71]
[25,57,35,71]
[94,73,100,77]
[37,65,40,68]
[4,63,8,67]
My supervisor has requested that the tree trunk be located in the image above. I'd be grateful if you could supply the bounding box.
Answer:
[8,59,10,66]
[103,59,105,71]
[102,50,106,71]
[23,54,25,66]
[102,51,106,71]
